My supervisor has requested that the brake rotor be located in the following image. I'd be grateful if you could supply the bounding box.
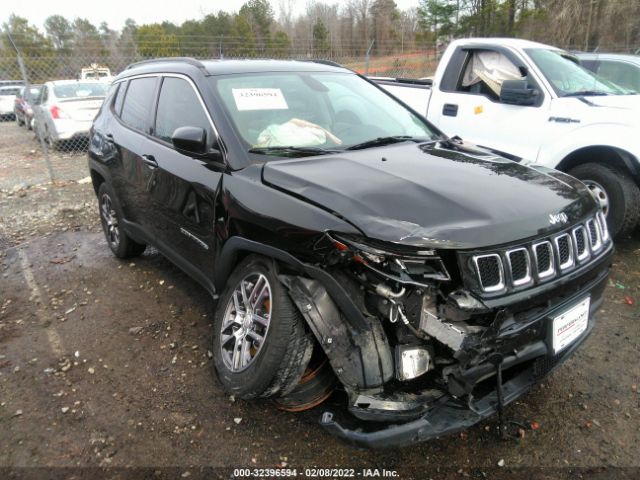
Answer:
[274,356,336,412]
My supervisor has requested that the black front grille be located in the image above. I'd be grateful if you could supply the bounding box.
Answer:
[534,243,552,274]
[575,228,586,256]
[469,214,609,294]
[476,255,502,289]
[587,220,598,246]
[557,235,571,265]
[509,249,528,282]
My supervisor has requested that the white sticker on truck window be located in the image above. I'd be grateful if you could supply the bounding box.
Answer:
[232,88,288,111]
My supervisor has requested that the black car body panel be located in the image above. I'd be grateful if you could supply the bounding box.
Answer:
[262,142,594,248]
[88,58,612,448]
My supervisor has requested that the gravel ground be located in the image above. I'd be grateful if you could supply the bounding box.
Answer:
[0,122,639,480]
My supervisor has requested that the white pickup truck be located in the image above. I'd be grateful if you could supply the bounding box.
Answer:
[373,38,640,237]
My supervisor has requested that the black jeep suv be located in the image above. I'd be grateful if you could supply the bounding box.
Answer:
[88,58,612,448]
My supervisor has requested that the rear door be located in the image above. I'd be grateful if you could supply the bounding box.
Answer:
[108,76,160,230]
[142,75,223,285]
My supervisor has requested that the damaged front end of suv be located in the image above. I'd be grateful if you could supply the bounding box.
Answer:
[215,141,613,449]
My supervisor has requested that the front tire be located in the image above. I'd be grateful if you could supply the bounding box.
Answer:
[212,255,313,400]
[97,182,146,258]
[569,163,640,238]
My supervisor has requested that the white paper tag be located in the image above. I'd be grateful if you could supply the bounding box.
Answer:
[232,88,288,111]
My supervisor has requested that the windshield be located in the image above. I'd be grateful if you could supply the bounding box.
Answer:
[526,48,631,96]
[53,82,108,99]
[211,71,436,155]
[25,86,42,102]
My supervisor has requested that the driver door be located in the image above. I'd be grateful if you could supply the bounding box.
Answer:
[430,47,550,161]
[142,75,223,287]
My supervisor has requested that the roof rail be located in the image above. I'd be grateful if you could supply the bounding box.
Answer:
[305,59,345,68]
[125,57,208,72]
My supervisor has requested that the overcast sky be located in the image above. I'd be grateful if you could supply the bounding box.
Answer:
[4,0,421,31]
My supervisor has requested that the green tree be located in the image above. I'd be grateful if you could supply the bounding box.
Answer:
[117,18,138,58]
[312,19,330,56]
[239,0,274,51]
[136,24,180,58]
[72,18,106,56]
[44,15,73,54]
[2,14,52,57]
[269,30,290,57]
[370,0,400,54]
[417,0,457,43]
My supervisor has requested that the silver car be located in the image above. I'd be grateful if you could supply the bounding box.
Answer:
[33,80,108,147]
[576,53,640,93]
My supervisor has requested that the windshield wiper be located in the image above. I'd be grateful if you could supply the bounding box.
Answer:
[248,145,340,156]
[345,135,432,151]
[563,90,611,97]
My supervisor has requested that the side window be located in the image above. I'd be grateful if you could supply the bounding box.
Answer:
[121,77,157,132]
[154,77,213,144]
[598,61,640,92]
[113,81,127,116]
[457,50,524,101]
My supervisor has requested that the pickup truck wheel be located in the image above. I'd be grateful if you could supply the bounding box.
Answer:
[97,183,146,258]
[569,163,640,238]
[212,256,313,400]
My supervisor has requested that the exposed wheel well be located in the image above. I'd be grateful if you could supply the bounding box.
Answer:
[90,169,105,196]
[556,146,640,185]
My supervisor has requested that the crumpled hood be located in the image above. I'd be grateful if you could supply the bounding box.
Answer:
[262,142,597,249]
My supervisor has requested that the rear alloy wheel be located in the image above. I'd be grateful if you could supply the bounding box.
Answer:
[212,256,313,400]
[569,163,640,238]
[97,182,146,258]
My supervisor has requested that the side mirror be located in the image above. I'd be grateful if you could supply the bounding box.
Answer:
[171,126,222,163]
[499,79,539,106]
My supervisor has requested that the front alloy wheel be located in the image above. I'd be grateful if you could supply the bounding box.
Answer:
[220,273,272,372]
[212,255,314,400]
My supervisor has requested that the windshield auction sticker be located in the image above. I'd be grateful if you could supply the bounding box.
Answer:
[232,88,289,111]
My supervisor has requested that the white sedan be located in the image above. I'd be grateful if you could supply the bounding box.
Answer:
[33,80,108,147]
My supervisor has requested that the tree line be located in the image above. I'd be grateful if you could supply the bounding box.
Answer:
[2,0,639,63]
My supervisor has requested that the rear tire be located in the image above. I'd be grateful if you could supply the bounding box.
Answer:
[212,255,313,400]
[569,163,640,238]
[97,182,146,258]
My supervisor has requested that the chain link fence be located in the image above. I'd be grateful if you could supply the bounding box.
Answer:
[0,46,442,188]
[1,38,636,188]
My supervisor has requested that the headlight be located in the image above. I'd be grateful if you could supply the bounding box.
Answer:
[329,234,451,286]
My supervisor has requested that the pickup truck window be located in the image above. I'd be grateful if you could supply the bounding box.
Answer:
[526,48,630,96]
[212,72,435,154]
[459,50,524,100]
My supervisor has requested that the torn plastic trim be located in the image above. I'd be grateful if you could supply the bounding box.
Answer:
[320,314,595,449]
[279,275,394,390]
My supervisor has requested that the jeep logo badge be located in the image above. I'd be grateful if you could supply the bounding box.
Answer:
[549,213,569,225]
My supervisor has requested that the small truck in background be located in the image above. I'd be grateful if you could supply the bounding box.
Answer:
[80,64,113,83]
[373,38,640,237]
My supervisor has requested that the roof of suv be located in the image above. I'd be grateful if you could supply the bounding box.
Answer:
[118,58,350,80]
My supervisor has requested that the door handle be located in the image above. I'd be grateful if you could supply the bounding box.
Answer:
[141,154,158,168]
[443,103,458,117]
